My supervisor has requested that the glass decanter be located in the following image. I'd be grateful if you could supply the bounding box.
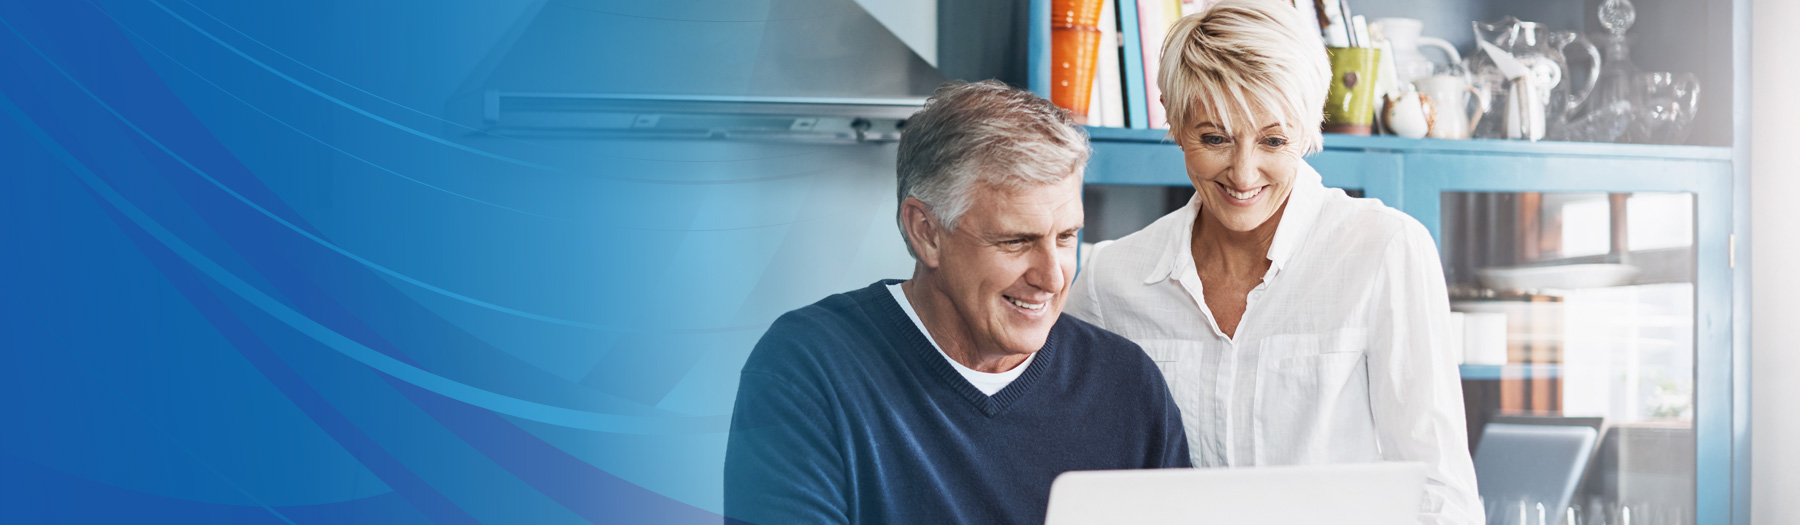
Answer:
[1561,0,1640,143]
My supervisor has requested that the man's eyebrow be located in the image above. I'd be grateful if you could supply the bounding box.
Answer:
[988,225,1083,241]
[989,231,1045,240]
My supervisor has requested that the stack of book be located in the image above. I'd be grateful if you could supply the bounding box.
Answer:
[1067,0,1374,130]
[1072,0,1211,129]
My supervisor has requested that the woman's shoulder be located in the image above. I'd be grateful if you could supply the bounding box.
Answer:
[1081,206,1191,280]
[1312,189,1432,246]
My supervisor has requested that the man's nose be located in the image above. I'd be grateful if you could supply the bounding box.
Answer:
[1023,241,1065,293]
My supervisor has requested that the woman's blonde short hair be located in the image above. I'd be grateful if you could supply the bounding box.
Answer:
[1158,0,1331,154]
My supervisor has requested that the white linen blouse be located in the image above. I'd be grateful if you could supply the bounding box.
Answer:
[1066,164,1483,524]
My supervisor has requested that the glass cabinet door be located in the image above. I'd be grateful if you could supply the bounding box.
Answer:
[1442,191,1697,525]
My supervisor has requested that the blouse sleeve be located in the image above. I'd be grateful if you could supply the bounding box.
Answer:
[1366,220,1484,525]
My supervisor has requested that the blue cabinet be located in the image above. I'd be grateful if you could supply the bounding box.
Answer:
[1028,1,1748,521]
[1079,126,1738,524]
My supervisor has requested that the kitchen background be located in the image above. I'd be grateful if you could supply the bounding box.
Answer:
[1,0,1794,523]
[449,0,1786,522]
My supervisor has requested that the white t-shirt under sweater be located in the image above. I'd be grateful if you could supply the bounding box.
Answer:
[886,282,1035,396]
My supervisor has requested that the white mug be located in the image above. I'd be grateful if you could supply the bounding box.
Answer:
[1413,74,1484,139]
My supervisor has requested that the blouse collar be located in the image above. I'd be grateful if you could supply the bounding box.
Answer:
[1142,162,1328,284]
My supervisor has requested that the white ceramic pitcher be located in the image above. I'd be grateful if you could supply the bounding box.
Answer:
[1370,18,1462,83]
[1413,74,1484,139]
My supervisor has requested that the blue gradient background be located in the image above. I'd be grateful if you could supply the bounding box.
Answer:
[0,0,921,522]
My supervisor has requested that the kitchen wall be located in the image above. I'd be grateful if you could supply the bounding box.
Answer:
[1750,0,1799,521]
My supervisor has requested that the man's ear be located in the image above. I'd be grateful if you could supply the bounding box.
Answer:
[900,197,944,269]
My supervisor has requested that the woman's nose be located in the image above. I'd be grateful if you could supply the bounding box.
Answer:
[1227,146,1263,186]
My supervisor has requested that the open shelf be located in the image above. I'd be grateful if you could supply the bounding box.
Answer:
[1081,126,1733,193]
[1085,127,1732,161]
[1029,0,1736,148]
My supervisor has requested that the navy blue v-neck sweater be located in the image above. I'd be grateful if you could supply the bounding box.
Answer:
[724,280,1191,525]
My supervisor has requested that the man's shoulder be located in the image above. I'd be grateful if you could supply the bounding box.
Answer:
[1053,314,1160,373]
[1048,315,1175,412]
[768,284,885,334]
[742,281,895,376]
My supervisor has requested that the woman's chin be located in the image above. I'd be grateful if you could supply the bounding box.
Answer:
[1207,210,1273,232]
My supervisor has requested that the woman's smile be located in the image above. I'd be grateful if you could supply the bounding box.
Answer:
[1218,181,1268,205]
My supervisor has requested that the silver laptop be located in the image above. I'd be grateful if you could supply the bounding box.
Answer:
[1045,462,1427,525]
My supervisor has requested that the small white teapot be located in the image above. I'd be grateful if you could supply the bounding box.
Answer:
[1382,90,1436,139]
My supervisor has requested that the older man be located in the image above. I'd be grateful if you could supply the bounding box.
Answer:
[723,81,1190,525]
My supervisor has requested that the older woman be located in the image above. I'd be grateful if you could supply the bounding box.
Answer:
[1064,1,1481,523]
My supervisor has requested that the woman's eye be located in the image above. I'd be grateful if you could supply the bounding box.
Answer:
[1262,136,1289,148]
[1201,134,1227,146]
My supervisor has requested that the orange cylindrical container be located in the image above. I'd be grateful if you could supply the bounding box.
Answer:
[1050,0,1106,120]
[1051,27,1101,119]
[1052,0,1106,27]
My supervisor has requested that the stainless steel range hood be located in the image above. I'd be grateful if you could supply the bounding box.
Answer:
[449,0,1026,141]
[479,91,921,143]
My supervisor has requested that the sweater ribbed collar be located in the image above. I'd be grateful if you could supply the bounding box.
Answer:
[864,279,1055,417]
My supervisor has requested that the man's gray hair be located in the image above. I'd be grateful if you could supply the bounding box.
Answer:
[895,80,1091,259]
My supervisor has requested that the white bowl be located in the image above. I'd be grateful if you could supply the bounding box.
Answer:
[1476,263,1641,291]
